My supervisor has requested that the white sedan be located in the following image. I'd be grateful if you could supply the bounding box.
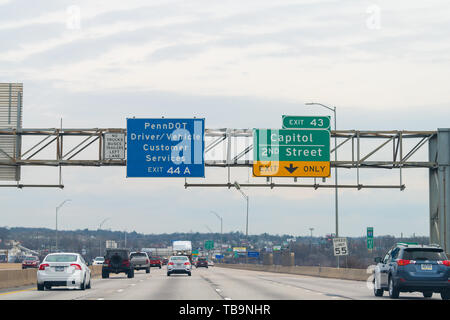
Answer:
[37,253,91,291]
[92,256,105,265]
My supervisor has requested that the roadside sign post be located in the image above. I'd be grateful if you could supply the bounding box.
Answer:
[126,118,205,178]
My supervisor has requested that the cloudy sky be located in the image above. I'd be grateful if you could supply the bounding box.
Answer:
[1,0,449,238]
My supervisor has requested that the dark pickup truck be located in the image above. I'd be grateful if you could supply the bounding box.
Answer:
[102,248,134,279]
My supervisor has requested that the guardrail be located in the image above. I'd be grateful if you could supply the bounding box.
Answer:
[216,264,369,281]
[0,265,103,290]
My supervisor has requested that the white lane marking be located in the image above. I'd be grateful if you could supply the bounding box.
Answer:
[215,289,221,292]
[224,297,232,300]
[117,289,124,293]
[97,298,104,300]
[130,284,136,286]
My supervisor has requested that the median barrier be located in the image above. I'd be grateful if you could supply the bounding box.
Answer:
[216,264,369,281]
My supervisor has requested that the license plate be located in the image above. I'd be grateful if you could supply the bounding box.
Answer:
[55,266,64,272]
[421,264,432,270]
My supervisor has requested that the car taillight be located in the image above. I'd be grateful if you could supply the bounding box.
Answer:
[146,259,149,264]
[70,264,82,270]
[184,262,190,265]
[438,260,450,266]
[168,262,174,265]
[38,264,49,270]
[397,259,413,266]
[104,259,110,265]
[122,260,130,267]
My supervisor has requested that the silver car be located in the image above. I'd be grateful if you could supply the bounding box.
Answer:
[37,253,91,291]
[167,255,192,276]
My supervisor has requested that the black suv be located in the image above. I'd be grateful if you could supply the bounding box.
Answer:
[373,243,450,299]
[196,257,208,268]
[102,249,134,279]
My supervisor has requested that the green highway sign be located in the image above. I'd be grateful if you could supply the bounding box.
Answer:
[282,115,331,130]
[253,128,331,177]
[367,227,374,250]
[253,129,330,162]
[205,240,214,250]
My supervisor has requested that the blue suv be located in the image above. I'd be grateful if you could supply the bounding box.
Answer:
[373,243,450,299]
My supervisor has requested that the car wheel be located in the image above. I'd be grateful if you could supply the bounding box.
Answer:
[441,290,450,300]
[159,266,161,269]
[423,291,433,298]
[146,267,150,274]
[167,272,171,276]
[127,270,134,278]
[45,285,51,290]
[188,272,192,276]
[80,277,86,290]
[102,270,109,279]
[373,278,383,297]
[388,277,399,299]
[86,277,91,289]
[37,283,44,291]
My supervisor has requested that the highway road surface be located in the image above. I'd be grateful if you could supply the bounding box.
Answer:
[0,266,442,300]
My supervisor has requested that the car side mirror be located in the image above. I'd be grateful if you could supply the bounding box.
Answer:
[374,257,382,263]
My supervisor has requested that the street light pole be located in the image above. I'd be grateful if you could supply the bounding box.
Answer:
[211,210,223,255]
[98,218,110,256]
[233,182,249,239]
[55,199,71,252]
[305,102,339,268]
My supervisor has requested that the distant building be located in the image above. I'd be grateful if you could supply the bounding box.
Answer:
[105,240,118,249]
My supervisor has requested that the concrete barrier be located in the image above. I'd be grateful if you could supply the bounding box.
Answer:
[0,265,104,289]
[0,263,23,270]
[216,264,370,282]
[0,269,37,289]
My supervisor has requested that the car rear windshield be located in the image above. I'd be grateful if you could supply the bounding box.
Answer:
[402,249,448,261]
[106,250,128,258]
[170,256,188,261]
[45,254,78,262]
[198,258,207,261]
[131,253,147,258]
[95,257,104,261]
[25,257,37,260]
[151,256,161,260]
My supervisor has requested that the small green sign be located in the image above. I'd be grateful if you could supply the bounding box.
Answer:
[367,227,374,250]
[282,115,331,130]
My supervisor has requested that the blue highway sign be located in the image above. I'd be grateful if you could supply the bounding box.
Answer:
[126,118,205,178]
[247,251,260,258]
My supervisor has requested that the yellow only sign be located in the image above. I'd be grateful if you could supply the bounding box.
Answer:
[253,161,330,177]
